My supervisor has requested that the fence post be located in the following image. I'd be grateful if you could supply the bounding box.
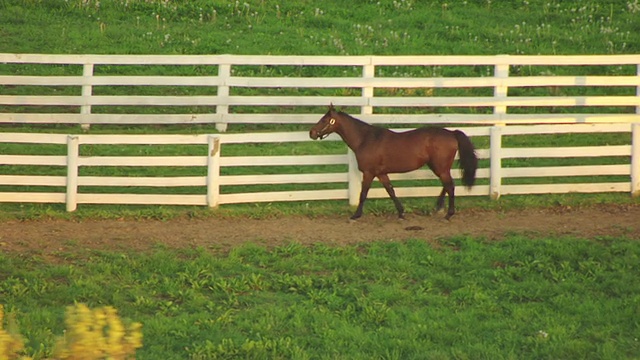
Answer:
[66,135,79,212]
[80,63,94,131]
[633,63,640,196]
[632,123,640,197]
[494,57,509,118]
[216,64,231,133]
[347,149,361,206]
[362,61,374,118]
[207,135,221,207]
[636,64,640,116]
[490,125,503,200]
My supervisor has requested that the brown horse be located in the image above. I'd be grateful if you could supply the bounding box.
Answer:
[309,104,478,220]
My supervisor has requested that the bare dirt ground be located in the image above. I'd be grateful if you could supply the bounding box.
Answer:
[1,204,639,260]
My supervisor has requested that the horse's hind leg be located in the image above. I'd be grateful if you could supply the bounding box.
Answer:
[428,164,448,216]
[428,148,457,219]
[378,174,405,219]
[435,188,446,214]
[439,172,456,220]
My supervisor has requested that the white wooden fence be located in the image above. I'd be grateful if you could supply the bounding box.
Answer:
[0,54,639,209]
[1,53,639,131]
[0,123,638,211]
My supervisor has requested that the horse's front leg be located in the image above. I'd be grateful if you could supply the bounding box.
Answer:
[378,174,404,219]
[351,173,374,220]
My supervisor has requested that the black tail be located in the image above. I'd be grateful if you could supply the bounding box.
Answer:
[453,130,478,189]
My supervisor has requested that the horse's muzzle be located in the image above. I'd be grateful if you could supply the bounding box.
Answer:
[309,129,320,140]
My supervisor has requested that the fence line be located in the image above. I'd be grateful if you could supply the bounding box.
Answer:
[1,53,638,131]
[1,54,639,209]
[0,123,638,210]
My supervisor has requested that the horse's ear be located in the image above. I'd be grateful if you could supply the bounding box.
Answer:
[329,103,335,111]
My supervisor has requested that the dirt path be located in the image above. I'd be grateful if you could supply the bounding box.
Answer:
[1,204,638,260]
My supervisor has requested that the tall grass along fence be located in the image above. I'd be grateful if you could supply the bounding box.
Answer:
[0,54,639,210]
[0,123,639,211]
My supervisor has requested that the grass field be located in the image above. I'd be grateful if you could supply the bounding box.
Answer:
[2,237,640,359]
[1,1,640,359]
[2,0,639,55]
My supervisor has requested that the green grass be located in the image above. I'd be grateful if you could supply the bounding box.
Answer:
[2,237,639,359]
[1,0,638,119]
[2,0,639,55]
[1,3,639,359]
[0,191,635,223]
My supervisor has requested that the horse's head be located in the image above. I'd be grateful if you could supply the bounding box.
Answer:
[309,104,340,140]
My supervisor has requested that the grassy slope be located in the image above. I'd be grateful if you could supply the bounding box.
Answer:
[1,3,640,358]
[2,237,640,359]
[1,0,639,55]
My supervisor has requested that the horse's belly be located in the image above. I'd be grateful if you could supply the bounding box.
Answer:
[381,153,426,173]
[358,142,428,174]
[385,163,422,173]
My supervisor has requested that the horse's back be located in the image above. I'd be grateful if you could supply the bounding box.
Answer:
[412,126,455,137]
[392,127,457,148]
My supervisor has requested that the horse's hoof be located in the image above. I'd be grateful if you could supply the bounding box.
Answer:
[398,215,406,221]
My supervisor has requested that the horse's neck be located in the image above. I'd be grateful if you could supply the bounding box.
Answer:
[336,114,373,150]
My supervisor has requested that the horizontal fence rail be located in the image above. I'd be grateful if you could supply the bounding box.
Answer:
[1,54,639,209]
[0,54,639,131]
[0,123,638,210]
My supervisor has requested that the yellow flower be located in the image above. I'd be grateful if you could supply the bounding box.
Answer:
[55,304,143,360]
[0,305,30,360]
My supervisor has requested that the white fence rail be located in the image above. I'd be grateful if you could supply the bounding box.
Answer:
[1,54,639,131]
[1,54,639,209]
[0,123,638,211]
